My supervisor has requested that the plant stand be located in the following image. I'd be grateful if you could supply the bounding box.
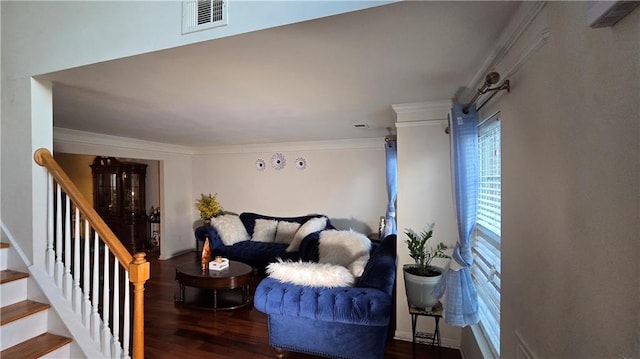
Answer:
[409,301,442,351]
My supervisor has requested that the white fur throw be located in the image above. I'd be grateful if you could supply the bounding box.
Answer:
[286,216,328,252]
[319,230,371,277]
[348,254,370,278]
[211,214,250,246]
[252,219,278,243]
[274,221,301,244]
[267,259,355,288]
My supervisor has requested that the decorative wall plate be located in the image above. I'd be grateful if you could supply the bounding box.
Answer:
[271,153,286,170]
[295,157,307,170]
[255,159,266,171]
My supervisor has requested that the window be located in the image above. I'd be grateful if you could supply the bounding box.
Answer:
[471,113,501,357]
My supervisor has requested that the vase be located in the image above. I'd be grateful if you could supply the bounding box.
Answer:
[403,264,443,310]
[201,237,211,270]
[203,218,211,227]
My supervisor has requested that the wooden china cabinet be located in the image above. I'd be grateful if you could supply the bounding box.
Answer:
[91,156,147,254]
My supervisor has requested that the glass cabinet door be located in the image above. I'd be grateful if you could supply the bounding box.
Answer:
[94,171,119,215]
[107,173,119,215]
[122,171,143,215]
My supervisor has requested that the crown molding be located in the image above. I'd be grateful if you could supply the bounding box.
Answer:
[395,119,447,128]
[461,1,548,104]
[53,127,196,156]
[392,100,451,123]
[54,127,384,156]
[195,137,385,155]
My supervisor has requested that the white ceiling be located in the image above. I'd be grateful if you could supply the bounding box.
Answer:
[43,1,519,147]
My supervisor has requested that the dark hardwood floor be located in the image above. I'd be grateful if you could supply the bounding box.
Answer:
[144,251,462,359]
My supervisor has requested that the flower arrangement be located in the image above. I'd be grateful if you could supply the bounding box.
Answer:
[404,223,451,276]
[195,193,223,220]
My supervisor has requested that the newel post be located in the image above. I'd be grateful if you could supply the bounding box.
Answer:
[129,252,150,359]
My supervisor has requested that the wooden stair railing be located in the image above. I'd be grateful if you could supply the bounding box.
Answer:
[34,148,149,359]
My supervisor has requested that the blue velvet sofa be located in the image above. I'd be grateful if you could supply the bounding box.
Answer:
[194,212,334,269]
[254,234,397,359]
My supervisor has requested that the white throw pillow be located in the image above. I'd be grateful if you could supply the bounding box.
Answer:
[266,259,355,288]
[286,216,328,252]
[274,221,301,244]
[252,219,278,243]
[318,229,371,269]
[348,254,370,278]
[211,214,250,246]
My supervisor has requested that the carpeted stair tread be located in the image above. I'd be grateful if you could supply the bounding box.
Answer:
[0,269,29,284]
[0,300,49,326]
[0,332,72,359]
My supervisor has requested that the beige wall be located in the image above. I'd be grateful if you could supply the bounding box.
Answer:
[54,132,388,259]
[474,3,639,358]
[53,153,95,207]
[395,118,461,347]
[192,141,387,234]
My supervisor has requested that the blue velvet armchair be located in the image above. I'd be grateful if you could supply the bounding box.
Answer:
[254,234,397,359]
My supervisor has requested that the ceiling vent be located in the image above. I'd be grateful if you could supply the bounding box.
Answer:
[182,0,228,34]
[353,123,370,129]
[587,1,639,28]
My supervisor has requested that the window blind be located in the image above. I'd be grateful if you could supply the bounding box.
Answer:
[472,115,501,357]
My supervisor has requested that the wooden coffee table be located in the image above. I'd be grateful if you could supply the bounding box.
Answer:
[175,260,253,310]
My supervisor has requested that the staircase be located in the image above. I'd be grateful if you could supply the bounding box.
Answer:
[0,242,72,358]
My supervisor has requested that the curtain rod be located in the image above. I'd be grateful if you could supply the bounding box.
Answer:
[463,71,510,114]
[445,72,510,134]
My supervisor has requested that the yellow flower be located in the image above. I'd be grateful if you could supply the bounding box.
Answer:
[195,193,223,220]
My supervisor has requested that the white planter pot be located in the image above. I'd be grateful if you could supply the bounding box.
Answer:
[403,264,443,310]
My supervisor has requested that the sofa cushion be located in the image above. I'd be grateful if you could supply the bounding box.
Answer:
[348,255,370,278]
[211,214,250,246]
[266,259,355,288]
[274,221,301,244]
[240,212,328,237]
[357,234,397,295]
[252,219,278,243]
[286,216,328,252]
[318,229,371,269]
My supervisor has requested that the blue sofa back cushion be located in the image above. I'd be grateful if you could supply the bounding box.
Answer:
[239,212,331,237]
[356,234,397,296]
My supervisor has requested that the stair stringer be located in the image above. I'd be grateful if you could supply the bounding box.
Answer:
[29,264,107,359]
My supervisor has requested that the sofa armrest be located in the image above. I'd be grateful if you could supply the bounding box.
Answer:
[194,225,224,249]
[254,277,392,326]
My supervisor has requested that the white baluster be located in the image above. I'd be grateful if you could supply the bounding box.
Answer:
[91,233,101,342]
[73,207,82,314]
[111,264,122,359]
[102,247,112,358]
[46,174,54,276]
[64,194,72,300]
[83,220,91,328]
[55,184,63,288]
[123,271,131,359]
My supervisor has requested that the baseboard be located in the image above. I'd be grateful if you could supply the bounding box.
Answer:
[161,248,195,260]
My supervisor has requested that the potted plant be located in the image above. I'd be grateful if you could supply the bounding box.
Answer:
[403,224,451,310]
[195,193,223,225]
